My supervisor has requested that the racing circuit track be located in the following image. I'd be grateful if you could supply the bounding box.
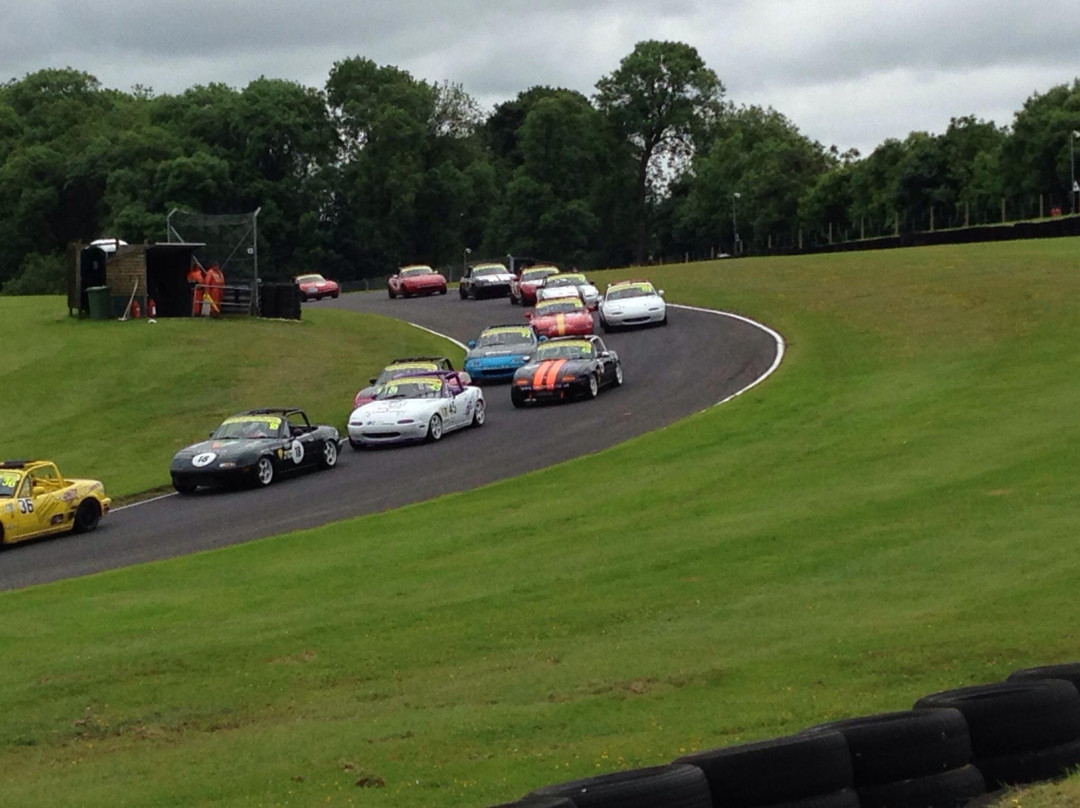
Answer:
[0,293,783,591]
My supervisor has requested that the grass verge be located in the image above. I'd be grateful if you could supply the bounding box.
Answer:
[3,239,1080,806]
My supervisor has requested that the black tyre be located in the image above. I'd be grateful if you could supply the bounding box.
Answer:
[977,737,1080,788]
[484,797,575,808]
[472,399,486,427]
[72,499,101,533]
[387,288,396,299]
[511,389,526,408]
[254,456,275,487]
[319,439,339,469]
[439,287,447,295]
[348,437,364,451]
[806,708,972,785]
[509,294,519,305]
[331,292,339,299]
[676,731,853,808]
[857,766,985,808]
[914,679,1080,758]
[613,363,624,387]
[426,413,443,442]
[1008,663,1080,694]
[172,475,198,495]
[459,286,468,299]
[762,791,860,808]
[530,763,711,808]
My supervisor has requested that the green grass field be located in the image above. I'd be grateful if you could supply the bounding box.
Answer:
[3,240,1080,807]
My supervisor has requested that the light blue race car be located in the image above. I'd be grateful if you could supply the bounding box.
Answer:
[463,324,543,382]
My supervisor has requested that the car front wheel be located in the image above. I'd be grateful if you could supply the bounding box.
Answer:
[472,400,486,427]
[172,475,197,495]
[319,439,339,469]
[426,414,443,442]
[613,363,624,386]
[586,374,599,399]
[72,499,102,533]
[255,456,275,487]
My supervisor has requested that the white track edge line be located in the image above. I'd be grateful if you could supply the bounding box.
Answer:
[668,303,786,407]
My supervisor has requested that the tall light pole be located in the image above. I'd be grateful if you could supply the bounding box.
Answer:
[1071,131,1079,214]
[732,192,741,255]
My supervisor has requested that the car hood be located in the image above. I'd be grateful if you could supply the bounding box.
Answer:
[601,295,662,312]
[516,358,593,378]
[466,344,532,360]
[171,438,273,466]
[350,398,440,423]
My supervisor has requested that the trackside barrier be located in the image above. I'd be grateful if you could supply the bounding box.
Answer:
[481,662,1080,807]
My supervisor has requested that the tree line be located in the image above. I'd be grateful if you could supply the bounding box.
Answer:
[1,42,1077,294]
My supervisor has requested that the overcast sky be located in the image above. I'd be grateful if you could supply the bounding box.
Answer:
[3,1,1077,156]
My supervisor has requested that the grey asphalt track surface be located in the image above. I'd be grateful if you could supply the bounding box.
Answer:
[0,291,780,591]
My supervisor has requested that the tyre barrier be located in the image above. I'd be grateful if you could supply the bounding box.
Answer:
[804,709,985,806]
[528,764,712,808]
[674,730,853,807]
[481,662,1080,808]
[915,678,1080,789]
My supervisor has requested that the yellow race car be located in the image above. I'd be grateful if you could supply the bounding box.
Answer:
[0,460,111,545]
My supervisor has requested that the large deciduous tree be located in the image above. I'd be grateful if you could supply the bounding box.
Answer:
[595,41,724,264]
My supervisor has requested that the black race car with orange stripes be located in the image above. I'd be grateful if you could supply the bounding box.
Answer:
[510,335,623,407]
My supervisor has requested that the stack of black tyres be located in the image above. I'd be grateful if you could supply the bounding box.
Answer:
[805,709,985,807]
[914,678,1080,789]
[258,282,302,320]
[526,764,712,808]
[674,730,858,808]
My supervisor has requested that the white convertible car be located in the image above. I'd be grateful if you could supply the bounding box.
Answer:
[598,280,667,331]
[347,371,485,448]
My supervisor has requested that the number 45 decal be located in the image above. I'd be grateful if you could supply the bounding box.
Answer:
[17,498,34,514]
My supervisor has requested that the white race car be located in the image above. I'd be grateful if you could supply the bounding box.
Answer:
[535,272,600,309]
[347,371,485,448]
[598,280,667,331]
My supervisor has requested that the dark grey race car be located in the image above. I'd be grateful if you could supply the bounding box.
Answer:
[170,408,342,494]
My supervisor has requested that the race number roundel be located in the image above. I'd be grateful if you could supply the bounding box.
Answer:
[290,440,304,464]
[192,452,217,468]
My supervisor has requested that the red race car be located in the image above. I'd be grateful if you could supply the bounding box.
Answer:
[388,265,448,298]
[293,273,340,301]
[510,265,560,305]
[525,295,594,338]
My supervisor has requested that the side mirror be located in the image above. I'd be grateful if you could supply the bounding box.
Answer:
[524,311,533,321]
[369,377,377,384]
[467,339,477,348]
[538,335,548,342]
[658,289,665,297]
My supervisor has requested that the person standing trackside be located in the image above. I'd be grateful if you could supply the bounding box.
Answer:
[205,263,225,317]
[187,262,206,317]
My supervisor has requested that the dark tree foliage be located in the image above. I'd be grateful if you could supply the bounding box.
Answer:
[0,54,1076,295]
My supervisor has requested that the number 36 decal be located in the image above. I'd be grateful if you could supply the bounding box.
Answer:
[17,498,34,514]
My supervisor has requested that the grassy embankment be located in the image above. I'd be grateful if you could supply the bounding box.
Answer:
[2,239,1080,807]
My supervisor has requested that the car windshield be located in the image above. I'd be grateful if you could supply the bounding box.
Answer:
[477,328,534,347]
[473,265,506,277]
[214,416,282,439]
[544,275,582,287]
[535,342,593,361]
[522,268,559,282]
[374,363,438,385]
[536,299,584,315]
[0,470,22,498]
[606,284,654,300]
[296,274,324,283]
[374,378,444,399]
[401,266,433,277]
